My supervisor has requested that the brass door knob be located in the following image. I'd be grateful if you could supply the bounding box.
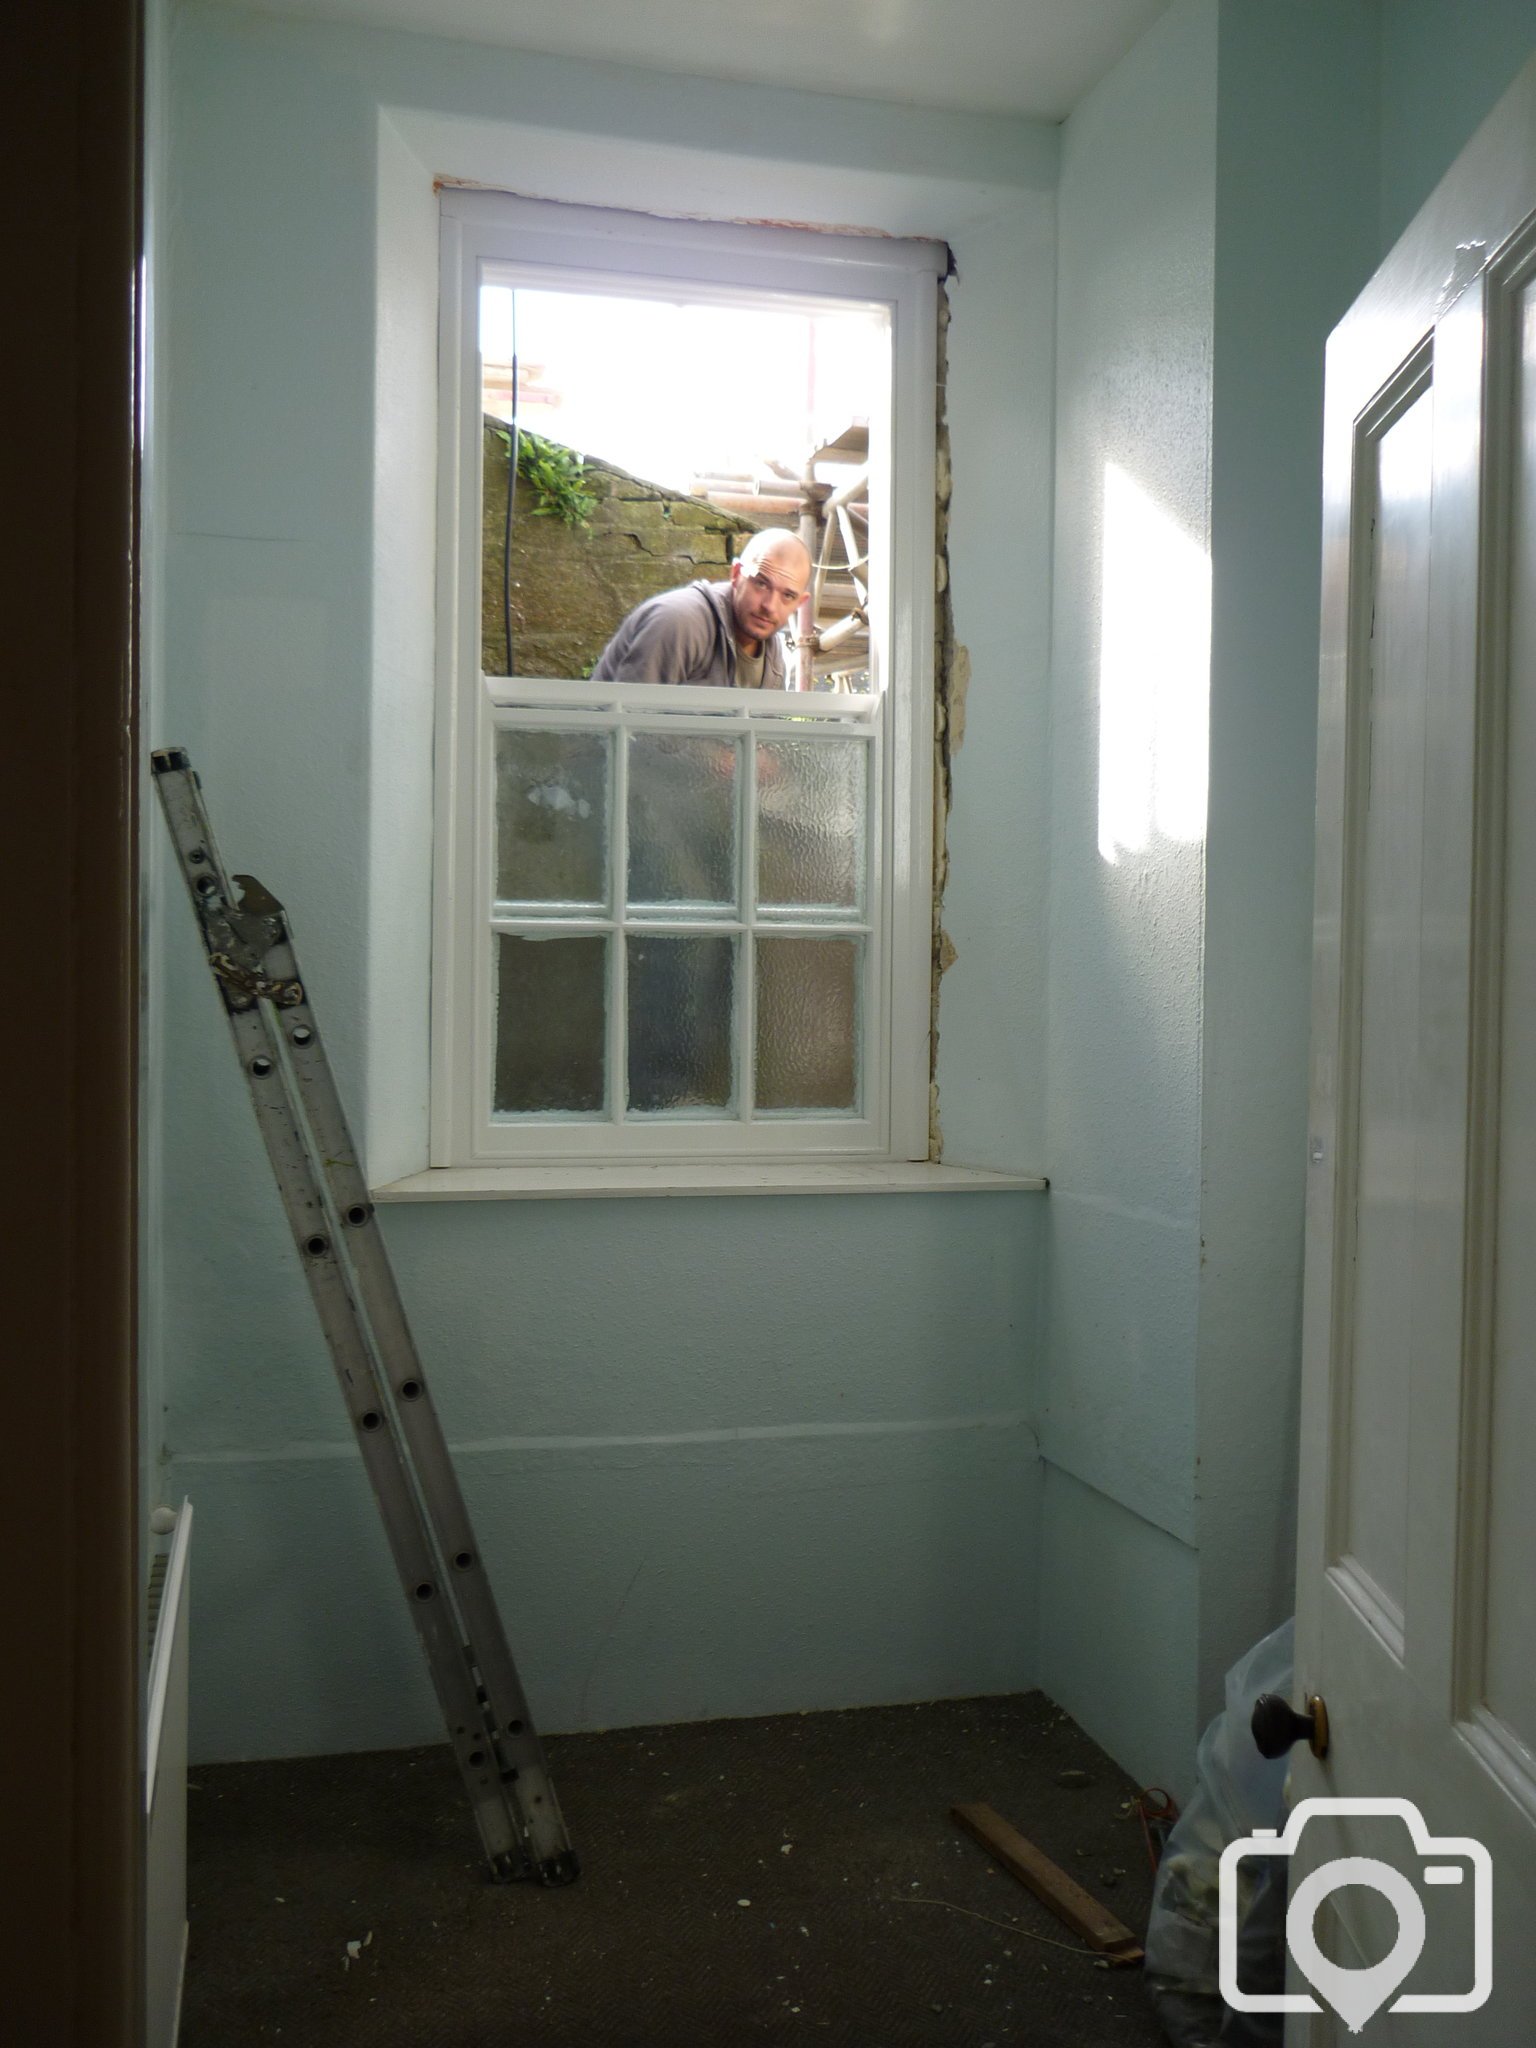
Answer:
[1251,1692,1330,1760]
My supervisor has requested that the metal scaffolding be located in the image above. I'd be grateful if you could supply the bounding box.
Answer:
[692,421,872,692]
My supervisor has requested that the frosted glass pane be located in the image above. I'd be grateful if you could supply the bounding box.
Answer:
[628,935,735,1113]
[755,938,859,1111]
[496,729,608,908]
[757,739,866,912]
[494,934,606,1114]
[628,734,737,912]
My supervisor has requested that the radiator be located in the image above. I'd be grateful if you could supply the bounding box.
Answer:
[145,1499,192,2048]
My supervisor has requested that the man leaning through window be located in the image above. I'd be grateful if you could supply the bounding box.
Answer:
[592,527,812,688]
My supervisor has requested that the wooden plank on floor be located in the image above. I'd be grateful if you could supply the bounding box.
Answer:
[951,1802,1145,1963]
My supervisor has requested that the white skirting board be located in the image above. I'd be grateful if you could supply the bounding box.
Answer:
[146,1500,192,2048]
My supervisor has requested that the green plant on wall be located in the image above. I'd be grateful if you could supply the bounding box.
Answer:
[499,427,598,528]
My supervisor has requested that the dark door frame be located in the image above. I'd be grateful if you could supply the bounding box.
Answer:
[2,4,143,2043]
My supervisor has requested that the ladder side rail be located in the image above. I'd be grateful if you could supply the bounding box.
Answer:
[220,1006,532,1876]
[151,755,554,1879]
[253,939,573,1871]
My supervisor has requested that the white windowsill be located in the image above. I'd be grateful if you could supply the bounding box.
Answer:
[373,1161,1048,1202]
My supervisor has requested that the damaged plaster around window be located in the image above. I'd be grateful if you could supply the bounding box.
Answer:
[929,277,967,1161]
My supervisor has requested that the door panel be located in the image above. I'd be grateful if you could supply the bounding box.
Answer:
[1292,54,1536,2048]
[1339,390,1434,1635]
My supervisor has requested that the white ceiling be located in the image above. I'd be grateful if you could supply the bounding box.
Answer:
[218,0,1171,121]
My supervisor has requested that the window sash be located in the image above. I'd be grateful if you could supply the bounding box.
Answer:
[432,192,939,1168]
[483,691,880,1149]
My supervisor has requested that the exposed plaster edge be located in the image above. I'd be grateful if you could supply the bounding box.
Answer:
[436,178,948,250]
[929,277,963,1161]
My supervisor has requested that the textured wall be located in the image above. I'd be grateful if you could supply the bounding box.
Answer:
[157,6,1056,1762]
[1378,0,1536,249]
[1197,0,1380,1721]
[1037,1464,1200,1795]
[931,202,1057,1174]
[166,1186,1040,1755]
[1188,0,1533,1726]
[1037,0,1217,1790]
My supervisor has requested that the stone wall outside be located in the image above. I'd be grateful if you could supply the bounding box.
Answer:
[481,422,759,678]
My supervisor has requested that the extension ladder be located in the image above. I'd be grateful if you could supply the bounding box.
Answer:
[153,748,578,1886]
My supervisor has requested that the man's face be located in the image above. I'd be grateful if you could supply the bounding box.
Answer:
[729,544,809,646]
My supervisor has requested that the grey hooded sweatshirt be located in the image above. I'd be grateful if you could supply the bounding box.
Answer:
[590,578,788,688]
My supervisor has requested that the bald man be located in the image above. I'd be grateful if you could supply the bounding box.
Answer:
[591,527,812,689]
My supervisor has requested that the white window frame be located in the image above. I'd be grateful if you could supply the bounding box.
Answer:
[432,190,940,1169]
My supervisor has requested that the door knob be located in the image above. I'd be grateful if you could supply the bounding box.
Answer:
[1251,1692,1330,1760]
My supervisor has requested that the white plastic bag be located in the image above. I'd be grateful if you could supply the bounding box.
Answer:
[1144,1617,1293,2046]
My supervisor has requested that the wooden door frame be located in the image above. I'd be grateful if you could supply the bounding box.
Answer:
[1,4,144,2044]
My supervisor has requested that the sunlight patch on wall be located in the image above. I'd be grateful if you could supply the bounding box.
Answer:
[1097,461,1210,865]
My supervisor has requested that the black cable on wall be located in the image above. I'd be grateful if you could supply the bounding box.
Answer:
[502,340,520,676]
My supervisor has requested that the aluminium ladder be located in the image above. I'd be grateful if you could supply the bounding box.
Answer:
[153,748,578,1887]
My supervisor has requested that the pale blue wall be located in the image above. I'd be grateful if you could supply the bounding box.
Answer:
[153,0,1536,1782]
[1378,0,1536,247]
[1038,0,1215,1795]
[1038,0,1536,1791]
[157,7,1056,1762]
[1197,0,1380,1721]
[1039,0,1385,1792]
[1190,0,1536,1730]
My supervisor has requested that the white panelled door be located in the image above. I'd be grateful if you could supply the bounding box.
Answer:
[1290,55,1536,2048]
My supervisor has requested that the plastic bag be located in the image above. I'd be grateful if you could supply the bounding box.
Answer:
[1144,1617,1293,2047]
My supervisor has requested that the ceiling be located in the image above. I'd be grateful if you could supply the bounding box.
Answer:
[216,0,1171,121]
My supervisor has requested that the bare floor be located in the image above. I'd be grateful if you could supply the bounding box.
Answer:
[184,1692,1170,2046]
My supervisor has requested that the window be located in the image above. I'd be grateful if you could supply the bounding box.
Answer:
[433,192,941,1168]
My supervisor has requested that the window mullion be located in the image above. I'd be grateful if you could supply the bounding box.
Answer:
[490,916,617,936]
[610,721,628,1125]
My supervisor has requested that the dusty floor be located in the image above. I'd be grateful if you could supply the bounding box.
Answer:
[184,1692,1172,2046]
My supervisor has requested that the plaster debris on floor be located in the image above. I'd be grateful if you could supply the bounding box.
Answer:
[184,1692,1169,2047]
